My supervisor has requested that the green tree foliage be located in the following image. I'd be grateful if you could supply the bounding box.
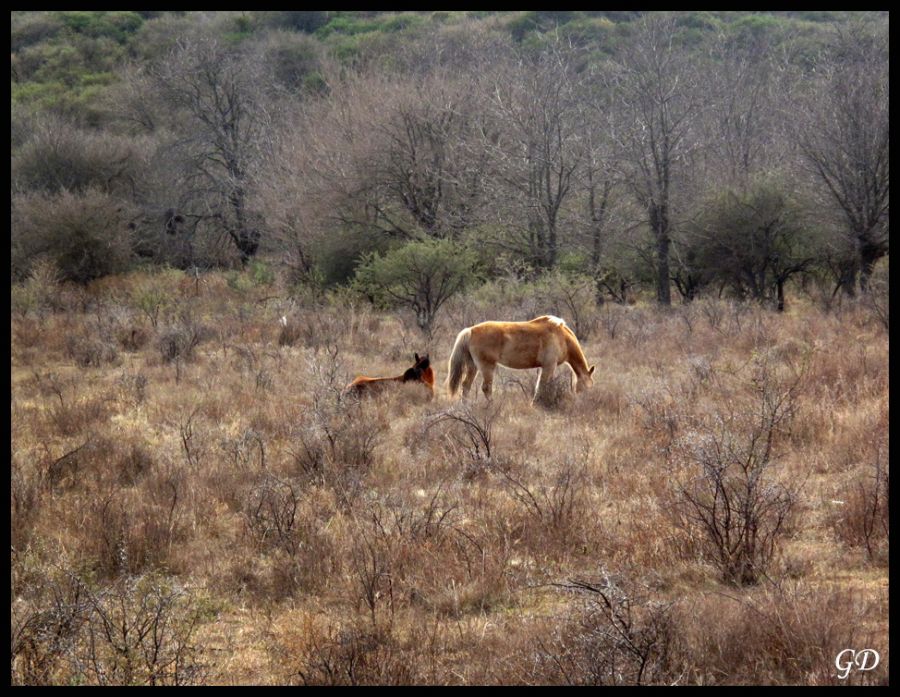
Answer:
[257,11,330,33]
[11,12,144,125]
[354,238,482,333]
[10,12,65,52]
[507,12,577,42]
[55,11,144,43]
[683,178,820,310]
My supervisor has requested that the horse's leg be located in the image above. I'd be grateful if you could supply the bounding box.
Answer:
[461,363,478,399]
[533,362,556,404]
[475,358,495,400]
[459,349,478,399]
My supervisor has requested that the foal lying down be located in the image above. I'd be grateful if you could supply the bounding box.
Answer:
[343,353,435,399]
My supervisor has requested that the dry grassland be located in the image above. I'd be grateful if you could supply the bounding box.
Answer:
[10,269,889,685]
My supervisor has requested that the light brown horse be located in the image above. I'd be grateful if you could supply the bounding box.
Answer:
[446,315,595,403]
[344,353,435,399]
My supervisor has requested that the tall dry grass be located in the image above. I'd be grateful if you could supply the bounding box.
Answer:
[10,269,889,685]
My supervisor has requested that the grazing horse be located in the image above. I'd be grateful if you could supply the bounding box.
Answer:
[344,353,435,399]
[446,315,595,403]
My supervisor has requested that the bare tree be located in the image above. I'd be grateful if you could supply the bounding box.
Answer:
[139,36,274,267]
[576,63,633,301]
[583,134,617,274]
[703,29,782,186]
[793,18,889,296]
[604,14,706,305]
[372,70,493,239]
[484,41,586,269]
[261,63,494,284]
[668,351,804,585]
[664,29,787,304]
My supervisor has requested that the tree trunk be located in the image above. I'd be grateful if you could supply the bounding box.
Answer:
[656,233,671,305]
[589,177,610,269]
[546,218,557,269]
[859,238,884,294]
[838,258,859,298]
[651,204,671,306]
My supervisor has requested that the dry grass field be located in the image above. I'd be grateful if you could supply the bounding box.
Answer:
[10,268,889,685]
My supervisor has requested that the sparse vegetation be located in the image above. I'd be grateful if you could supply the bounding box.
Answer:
[10,269,888,685]
[10,9,889,687]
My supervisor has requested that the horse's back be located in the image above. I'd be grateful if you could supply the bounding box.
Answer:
[344,376,387,396]
[471,315,566,333]
[468,317,567,368]
[529,314,566,327]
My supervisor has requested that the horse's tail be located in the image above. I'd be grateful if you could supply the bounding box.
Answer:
[446,327,472,398]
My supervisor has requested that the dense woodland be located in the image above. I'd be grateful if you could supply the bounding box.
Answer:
[11,10,889,311]
[10,11,889,686]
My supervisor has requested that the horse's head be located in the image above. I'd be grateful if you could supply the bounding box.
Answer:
[575,364,596,393]
[403,353,431,382]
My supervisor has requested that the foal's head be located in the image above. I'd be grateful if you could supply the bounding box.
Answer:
[401,353,435,398]
[402,353,432,383]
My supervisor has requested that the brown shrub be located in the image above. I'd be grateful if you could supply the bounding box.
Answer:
[12,567,212,686]
[76,573,210,685]
[11,114,150,197]
[277,316,304,347]
[828,455,889,565]
[11,457,41,551]
[117,325,151,352]
[665,352,805,585]
[157,320,211,363]
[12,317,46,355]
[533,570,678,685]
[11,188,136,284]
[290,395,388,508]
[116,371,149,407]
[65,333,120,368]
[117,441,156,486]
[242,474,338,598]
[423,401,503,478]
[532,369,575,410]
[11,561,88,686]
[81,473,184,579]
[10,268,889,685]
[290,624,418,686]
[675,582,885,685]
[277,308,347,350]
[496,455,592,557]
[46,396,112,439]
[11,258,64,318]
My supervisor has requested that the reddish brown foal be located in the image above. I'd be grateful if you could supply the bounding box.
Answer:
[344,353,435,399]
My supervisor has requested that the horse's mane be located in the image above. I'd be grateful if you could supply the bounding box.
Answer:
[529,315,589,372]
[556,319,590,372]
